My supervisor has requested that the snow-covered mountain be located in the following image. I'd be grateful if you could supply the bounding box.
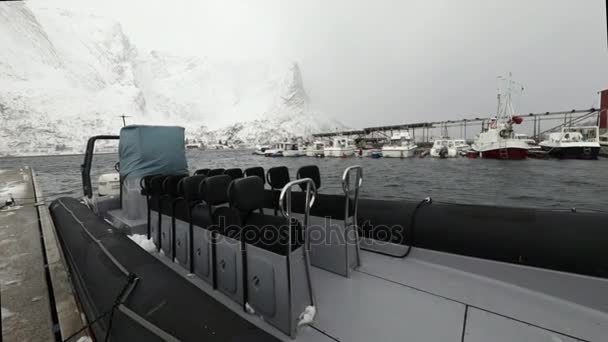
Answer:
[0,2,341,156]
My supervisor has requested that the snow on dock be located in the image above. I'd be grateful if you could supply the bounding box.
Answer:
[0,167,89,341]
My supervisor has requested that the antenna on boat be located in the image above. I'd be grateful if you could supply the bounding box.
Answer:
[496,73,524,120]
[118,114,131,127]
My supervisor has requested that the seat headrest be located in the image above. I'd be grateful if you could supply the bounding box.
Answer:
[163,175,188,197]
[296,165,321,190]
[208,168,225,177]
[244,166,265,184]
[149,175,169,195]
[229,176,264,213]
[140,174,161,195]
[194,168,210,176]
[266,166,290,189]
[224,168,244,180]
[180,175,207,201]
[200,175,231,205]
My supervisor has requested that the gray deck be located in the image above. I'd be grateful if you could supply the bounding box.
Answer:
[0,168,55,341]
[156,242,608,341]
[0,168,88,341]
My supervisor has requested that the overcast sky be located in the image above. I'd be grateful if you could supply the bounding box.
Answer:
[49,0,607,128]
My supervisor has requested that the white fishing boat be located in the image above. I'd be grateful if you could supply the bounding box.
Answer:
[253,145,272,155]
[600,133,608,157]
[185,142,202,150]
[539,126,600,159]
[381,132,417,158]
[355,148,382,158]
[264,142,287,157]
[324,137,355,157]
[514,134,541,151]
[282,143,306,157]
[306,141,326,157]
[470,74,528,160]
[453,139,470,153]
[430,139,458,158]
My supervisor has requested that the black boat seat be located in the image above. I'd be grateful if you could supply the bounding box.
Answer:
[173,175,207,222]
[224,168,244,180]
[139,174,161,196]
[158,175,188,255]
[264,166,291,213]
[159,175,187,216]
[296,165,321,191]
[171,175,210,273]
[208,168,225,176]
[291,192,354,220]
[229,176,303,255]
[194,168,210,176]
[244,166,265,184]
[266,166,290,189]
[193,175,233,231]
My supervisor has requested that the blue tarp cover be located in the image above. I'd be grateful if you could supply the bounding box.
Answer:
[119,125,189,178]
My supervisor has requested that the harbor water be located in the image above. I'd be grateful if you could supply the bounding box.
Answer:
[1,150,607,211]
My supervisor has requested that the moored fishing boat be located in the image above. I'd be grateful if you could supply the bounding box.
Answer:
[429,139,458,158]
[305,141,326,157]
[539,126,600,159]
[470,74,528,160]
[324,137,355,157]
[381,132,417,158]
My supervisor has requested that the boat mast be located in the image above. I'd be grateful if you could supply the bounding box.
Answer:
[496,72,524,123]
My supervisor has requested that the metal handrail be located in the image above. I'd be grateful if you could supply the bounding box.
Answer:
[341,166,363,275]
[278,178,317,218]
[277,178,317,337]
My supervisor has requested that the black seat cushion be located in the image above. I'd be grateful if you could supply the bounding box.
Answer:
[213,206,242,239]
[180,175,207,202]
[194,168,211,176]
[163,175,188,198]
[208,168,225,177]
[229,176,265,214]
[200,175,232,205]
[149,175,170,196]
[290,192,354,220]
[244,167,265,184]
[140,174,161,196]
[224,168,244,180]
[266,166,290,189]
[243,214,303,255]
[296,165,321,191]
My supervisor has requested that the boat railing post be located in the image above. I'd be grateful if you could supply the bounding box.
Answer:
[341,166,363,276]
[278,178,317,337]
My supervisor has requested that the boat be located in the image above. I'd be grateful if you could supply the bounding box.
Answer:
[253,145,271,155]
[323,137,355,157]
[282,143,306,157]
[45,125,608,342]
[185,142,202,149]
[264,142,288,157]
[600,133,608,157]
[470,74,528,160]
[539,126,601,159]
[305,141,326,157]
[381,132,417,158]
[453,139,470,154]
[355,147,382,158]
[514,134,541,151]
[429,139,458,158]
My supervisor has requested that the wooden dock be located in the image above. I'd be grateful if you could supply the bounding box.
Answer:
[0,167,89,341]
